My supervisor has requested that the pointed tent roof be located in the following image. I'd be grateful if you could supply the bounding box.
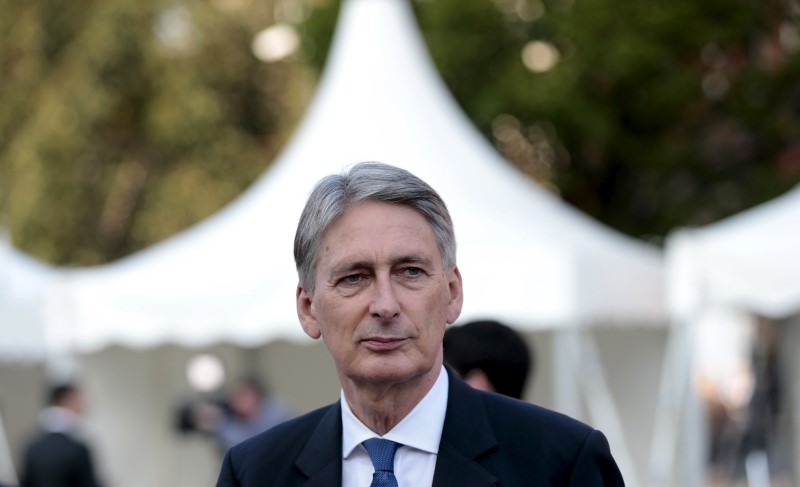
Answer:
[46,0,665,354]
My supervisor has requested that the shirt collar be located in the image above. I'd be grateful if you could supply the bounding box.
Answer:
[39,406,81,434]
[341,365,449,458]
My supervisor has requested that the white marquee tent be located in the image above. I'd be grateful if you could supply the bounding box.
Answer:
[44,0,665,356]
[0,234,56,363]
[648,184,800,486]
[668,184,800,321]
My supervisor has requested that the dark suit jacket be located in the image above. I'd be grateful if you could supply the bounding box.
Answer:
[216,368,624,486]
[21,431,100,487]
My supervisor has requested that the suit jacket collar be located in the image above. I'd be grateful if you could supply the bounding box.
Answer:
[295,401,343,486]
[293,368,499,486]
[432,367,499,486]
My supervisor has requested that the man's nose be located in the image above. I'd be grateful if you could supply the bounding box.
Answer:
[369,276,400,321]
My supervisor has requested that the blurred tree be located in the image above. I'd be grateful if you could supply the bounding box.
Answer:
[3,0,799,264]
[303,0,800,243]
[0,0,308,265]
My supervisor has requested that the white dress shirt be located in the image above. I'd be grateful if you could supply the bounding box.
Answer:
[341,365,449,487]
[39,406,81,434]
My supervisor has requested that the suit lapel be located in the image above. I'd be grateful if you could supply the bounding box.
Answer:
[432,368,499,487]
[293,371,499,487]
[295,402,344,486]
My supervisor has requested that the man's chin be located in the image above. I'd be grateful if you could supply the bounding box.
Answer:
[348,357,434,386]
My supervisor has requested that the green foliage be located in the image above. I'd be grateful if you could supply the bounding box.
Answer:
[297,0,339,71]
[0,0,302,265]
[410,0,800,241]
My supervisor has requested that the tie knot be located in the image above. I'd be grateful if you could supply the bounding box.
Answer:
[362,438,400,472]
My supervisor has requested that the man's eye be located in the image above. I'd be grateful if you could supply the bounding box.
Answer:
[341,274,364,284]
[404,267,422,277]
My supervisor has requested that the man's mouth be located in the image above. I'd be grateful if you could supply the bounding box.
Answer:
[361,337,408,351]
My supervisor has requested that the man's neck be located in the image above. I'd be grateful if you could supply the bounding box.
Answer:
[39,405,81,434]
[341,362,442,436]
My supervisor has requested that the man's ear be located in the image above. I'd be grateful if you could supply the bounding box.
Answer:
[445,266,464,324]
[296,285,321,339]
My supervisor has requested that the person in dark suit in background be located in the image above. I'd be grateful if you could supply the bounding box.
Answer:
[21,382,101,487]
[443,319,533,400]
[216,162,624,486]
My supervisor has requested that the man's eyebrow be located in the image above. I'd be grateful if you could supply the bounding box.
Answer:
[392,255,434,267]
[329,261,372,277]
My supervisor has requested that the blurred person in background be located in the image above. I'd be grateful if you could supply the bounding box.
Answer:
[739,317,785,481]
[20,382,102,487]
[213,376,294,452]
[443,319,533,400]
[178,375,293,454]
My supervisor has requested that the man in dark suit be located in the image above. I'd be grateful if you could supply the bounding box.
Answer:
[216,162,624,486]
[21,383,101,487]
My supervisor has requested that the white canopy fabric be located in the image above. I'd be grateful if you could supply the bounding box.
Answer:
[44,0,665,354]
[649,185,800,486]
[0,235,57,362]
[668,184,800,321]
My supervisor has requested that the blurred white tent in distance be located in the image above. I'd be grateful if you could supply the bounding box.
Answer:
[668,185,800,321]
[0,233,56,363]
[649,184,800,486]
[667,184,800,428]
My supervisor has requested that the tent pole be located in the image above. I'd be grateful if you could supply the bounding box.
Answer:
[681,343,705,487]
[646,320,688,486]
[0,408,19,485]
[578,329,640,487]
[780,316,800,486]
[646,317,706,487]
[553,326,582,421]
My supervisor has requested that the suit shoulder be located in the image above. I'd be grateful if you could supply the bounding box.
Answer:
[25,431,89,455]
[475,392,623,483]
[479,391,596,443]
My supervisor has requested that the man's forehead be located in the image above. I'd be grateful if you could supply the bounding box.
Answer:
[321,221,438,260]
[320,240,439,269]
[312,200,442,271]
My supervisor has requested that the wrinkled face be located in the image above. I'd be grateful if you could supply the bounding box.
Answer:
[296,201,463,387]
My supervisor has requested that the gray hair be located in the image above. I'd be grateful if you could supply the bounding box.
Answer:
[294,162,456,293]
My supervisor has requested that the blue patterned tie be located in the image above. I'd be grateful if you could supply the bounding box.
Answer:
[362,438,401,487]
